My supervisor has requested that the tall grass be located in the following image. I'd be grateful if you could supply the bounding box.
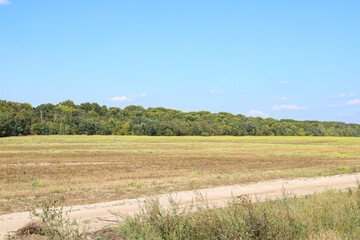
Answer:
[115,187,360,239]
[30,198,82,239]
[12,186,360,239]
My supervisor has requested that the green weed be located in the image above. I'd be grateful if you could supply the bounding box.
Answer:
[31,178,45,188]
[216,173,229,180]
[128,180,142,189]
[29,198,82,240]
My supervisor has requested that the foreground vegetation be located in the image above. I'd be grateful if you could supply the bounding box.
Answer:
[1,99,360,137]
[114,188,360,239]
[13,187,360,239]
[1,135,360,214]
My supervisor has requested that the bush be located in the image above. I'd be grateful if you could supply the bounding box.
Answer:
[29,198,82,240]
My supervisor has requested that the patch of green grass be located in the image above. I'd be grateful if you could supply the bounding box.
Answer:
[337,165,351,172]
[267,151,360,159]
[128,180,142,189]
[268,168,312,177]
[31,178,45,188]
[215,173,229,180]
[186,171,203,178]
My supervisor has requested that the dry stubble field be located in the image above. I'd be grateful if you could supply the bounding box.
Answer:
[1,135,360,215]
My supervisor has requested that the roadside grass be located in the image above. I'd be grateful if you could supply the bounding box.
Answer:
[115,188,360,239]
[1,135,360,214]
[10,187,360,240]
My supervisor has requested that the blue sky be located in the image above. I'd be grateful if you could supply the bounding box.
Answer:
[1,1,359,123]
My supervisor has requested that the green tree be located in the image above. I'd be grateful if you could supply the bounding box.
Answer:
[12,116,30,136]
[0,112,13,137]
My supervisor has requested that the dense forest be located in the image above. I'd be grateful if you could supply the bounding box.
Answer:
[0,99,359,137]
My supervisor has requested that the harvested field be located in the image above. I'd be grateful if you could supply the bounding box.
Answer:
[1,135,360,214]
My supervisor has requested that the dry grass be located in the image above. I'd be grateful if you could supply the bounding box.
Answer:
[1,135,360,214]
[115,188,360,239]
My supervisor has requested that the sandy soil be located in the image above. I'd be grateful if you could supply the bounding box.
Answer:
[1,173,360,239]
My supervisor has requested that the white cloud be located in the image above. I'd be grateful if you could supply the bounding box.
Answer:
[110,96,134,102]
[135,93,147,97]
[326,104,343,108]
[346,99,360,105]
[331,93,354,98]
[248,110,269,117]
[210,90,223,94]
[277,81,289,85]
[339,112,354,116]
[280,97,288,101]
[272,104,306,110]
[233,90,244,93]
[0,0,10,5]
[110,92,147,103]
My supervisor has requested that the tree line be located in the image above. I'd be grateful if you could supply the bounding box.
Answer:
[1,99,359,137]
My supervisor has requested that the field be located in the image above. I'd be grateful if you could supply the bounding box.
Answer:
[1,135,360,215]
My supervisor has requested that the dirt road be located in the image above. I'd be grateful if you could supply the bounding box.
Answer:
[1,173,360,239]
